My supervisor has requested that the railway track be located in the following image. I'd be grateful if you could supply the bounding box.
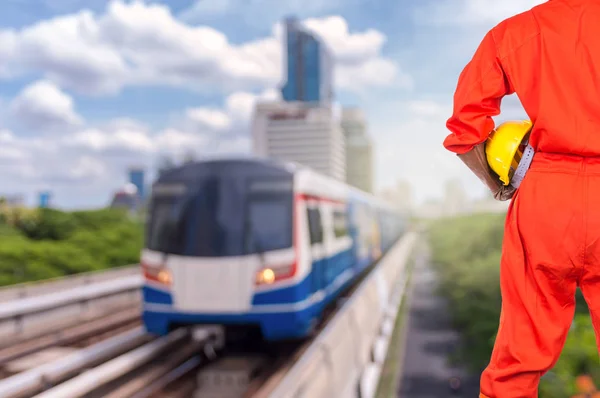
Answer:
[2,262,381,398]
[0,283,382,398]
[142,247,395,398]
[0,304,141,378]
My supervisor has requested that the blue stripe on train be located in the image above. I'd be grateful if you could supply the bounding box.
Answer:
[142,253,363,340]
[142,285,172,304]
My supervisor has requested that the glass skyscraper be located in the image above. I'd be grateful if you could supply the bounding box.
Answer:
[38,191,51,208]
[128,167,145,201]
[281,17,333,104]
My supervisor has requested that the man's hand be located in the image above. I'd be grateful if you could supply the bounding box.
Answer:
[492,184,516,201]
[457,142,516,201]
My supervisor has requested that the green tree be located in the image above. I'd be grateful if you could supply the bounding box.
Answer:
[0,207,145,286]
[16,208,77,240]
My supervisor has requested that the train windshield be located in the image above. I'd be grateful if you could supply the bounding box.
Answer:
[245,193,293,254]
[145,176,293,257]
[145,183,189,255]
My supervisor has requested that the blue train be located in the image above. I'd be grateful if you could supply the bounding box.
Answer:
[141,157,406,341]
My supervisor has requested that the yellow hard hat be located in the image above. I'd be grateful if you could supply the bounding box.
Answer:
[485,120,533,186]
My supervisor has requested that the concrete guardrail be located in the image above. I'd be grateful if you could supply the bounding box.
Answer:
[0,264,140,303]
[266,231,418,398]
[0,274,143,339]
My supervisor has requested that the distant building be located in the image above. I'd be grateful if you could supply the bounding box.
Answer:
[378,180,414,213]
[414,199,445,219]
[128,167,145,201]
[1,194,25,207]
[443,179,469,216]
[110,183,140,212]
[251,101,346,181]
[280,16,334,104]
[341,107,373,193]
[38,191,52,208]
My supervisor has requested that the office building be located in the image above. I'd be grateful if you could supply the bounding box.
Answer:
[443,179,469,216]
[1,194,25,207]
[378,180,413,213]
[128,167,145,201]
[280,17,334,104]
[38,191,52,208]
[341,108,373,193]
[110,183,139,212]
[251,101,345,181]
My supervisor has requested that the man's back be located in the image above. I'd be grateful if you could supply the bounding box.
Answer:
[442,2,600,397]
[444,0,600,156]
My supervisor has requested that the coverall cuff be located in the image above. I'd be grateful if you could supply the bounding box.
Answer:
[442,135,486,154]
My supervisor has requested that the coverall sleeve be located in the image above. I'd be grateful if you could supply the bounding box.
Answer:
[443,29,515,154]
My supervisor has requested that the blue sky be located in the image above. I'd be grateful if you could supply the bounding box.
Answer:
[0,0,542,209]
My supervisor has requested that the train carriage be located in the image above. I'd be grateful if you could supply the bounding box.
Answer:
[141,157,405,341]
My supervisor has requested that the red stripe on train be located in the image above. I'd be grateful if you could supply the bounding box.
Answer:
[296,193,345,205]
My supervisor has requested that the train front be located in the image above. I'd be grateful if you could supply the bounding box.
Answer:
[140,159,308,341]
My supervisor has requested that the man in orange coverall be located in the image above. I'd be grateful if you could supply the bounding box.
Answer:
[443,1,600,397]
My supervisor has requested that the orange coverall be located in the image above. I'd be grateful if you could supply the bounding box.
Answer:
[444,0,600,397]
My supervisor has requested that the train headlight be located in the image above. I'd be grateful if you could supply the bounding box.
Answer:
[142,262,172,286]
[256,268,276,285]
[255,263,296,286]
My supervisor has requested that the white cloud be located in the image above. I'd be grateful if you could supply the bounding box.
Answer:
[2,83,268,198]
[185,108,232,131]
[174,88,280,137]
[103,117,150,132]
[13,10,128,95]
[154,128,210,155]
[336,58,408,94]
[0,129,15,143]
[1,112,254,208]
[68,155,107,180]
[67,127,155,154]
[63,120,213,159]
[0,1,406,95]
[302,16,385,64]
[226,88,280,123]
[9,80,83,131]
[0,130,27,162]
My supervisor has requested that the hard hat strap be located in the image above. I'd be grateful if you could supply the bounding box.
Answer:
[510,144,535,188]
